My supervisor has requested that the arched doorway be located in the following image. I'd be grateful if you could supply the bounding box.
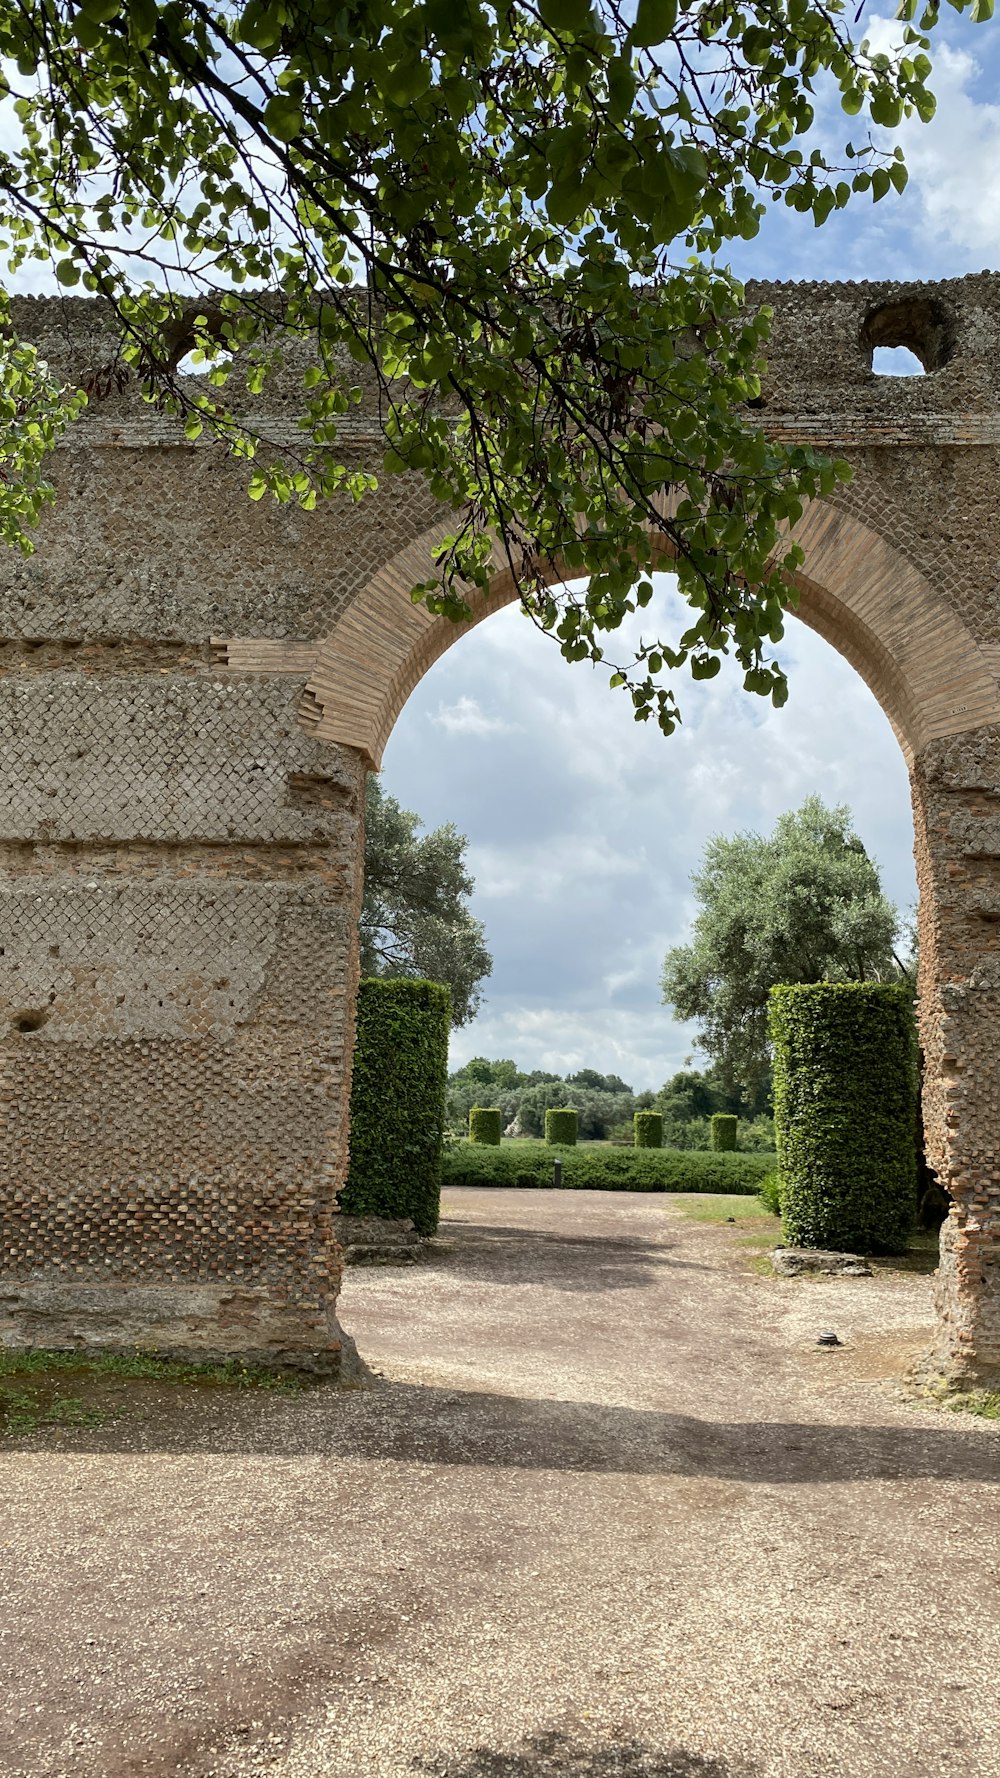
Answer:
[304,501,1000,1385]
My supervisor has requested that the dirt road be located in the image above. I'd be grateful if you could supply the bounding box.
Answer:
[1,1189,997,1778]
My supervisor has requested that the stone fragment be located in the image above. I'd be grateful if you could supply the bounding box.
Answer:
[771,1249,873,1277]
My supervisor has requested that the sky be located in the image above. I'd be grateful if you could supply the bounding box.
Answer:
[378,7,1000,1090]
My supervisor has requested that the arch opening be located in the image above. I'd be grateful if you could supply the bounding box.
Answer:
[374,584,919,1099]
[304,501,1000,773]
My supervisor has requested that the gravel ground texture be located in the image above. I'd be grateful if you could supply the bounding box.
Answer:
[1,1187,998,1778]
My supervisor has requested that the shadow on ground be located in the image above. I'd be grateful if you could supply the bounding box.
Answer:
[23,1376,1000,1482]
[428,1221,712,1293]
[412,1730,757,1777]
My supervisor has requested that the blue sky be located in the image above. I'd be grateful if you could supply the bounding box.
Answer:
[379,6,1000,1089]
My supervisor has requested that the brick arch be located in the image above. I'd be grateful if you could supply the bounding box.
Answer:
[299,500,1000,770]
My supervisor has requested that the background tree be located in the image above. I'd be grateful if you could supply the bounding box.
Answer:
[444,1054,775,1147]
[446,1055,530,1133]
[513,1077,638,1141]
[361,776,492,1027]
[661,797,902,1096]
[0,0,985,726]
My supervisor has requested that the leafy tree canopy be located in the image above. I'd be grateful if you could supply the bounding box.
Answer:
[0,0,988,722]
[361,776,492,1026]
[566,1067,632,1094]
[452,1056,527,1090]
[661,796,903,1094]
[655,1064,768,1123]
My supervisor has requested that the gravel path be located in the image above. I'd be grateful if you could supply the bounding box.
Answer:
[1,1188,998,1778]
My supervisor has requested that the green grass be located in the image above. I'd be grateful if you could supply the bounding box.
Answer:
[0,1348,310,1388]
[0,1347,312,1440]
[0,1387,108,1436]
[664,1194,942,1281]
[665,1191,782,1273]
[665,1192,780,1227]
[944,1391,1000,1421]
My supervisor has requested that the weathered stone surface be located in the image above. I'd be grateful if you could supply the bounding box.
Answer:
[1,278,1000,1379]
[335,1216,425,1266]
[0,1280,370,1379]
[771,1249,874,1278]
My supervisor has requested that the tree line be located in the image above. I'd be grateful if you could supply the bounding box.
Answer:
[446,1057,775,1150]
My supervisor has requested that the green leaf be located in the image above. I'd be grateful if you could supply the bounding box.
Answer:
[382,60,433,105]
[537,0,594,33]
[263,94,302,142]
[127,0,158,46]
[632,0,678,48]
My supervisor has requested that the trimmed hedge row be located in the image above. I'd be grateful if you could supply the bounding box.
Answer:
[769,982,917,1254]
[710,1113,738,1152]
[339,978,451,1236]
[634,1111,663,1148]
[545,1108,578,1146]
[469,1106,502,1146]
[442,1141,775,1194]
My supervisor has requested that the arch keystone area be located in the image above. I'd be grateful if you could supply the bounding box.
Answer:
[300,503,1000,769]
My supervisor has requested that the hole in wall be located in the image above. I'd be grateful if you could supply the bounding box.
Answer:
[286,771,350,810]
[860,296,956,375]
[176,351,208,377]
[12,1008,51,1033]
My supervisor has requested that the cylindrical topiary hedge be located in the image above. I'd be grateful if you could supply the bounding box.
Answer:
[545,1107,578,1146]
[769,982,918,1254]
[710,1113,738,1152]
[634,1111,663,1149]
[469,1106,502,1146]
[339,978,451,1236]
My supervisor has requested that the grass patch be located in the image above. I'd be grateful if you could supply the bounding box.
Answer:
[664,1192,782,1274]
[0,1384,109,1438]
[944,1391,1000,1421]
[663,1195,940,1281]
[664,1192,780,1227]
[869,1233,940,1276]
[0,1348,311,1388]
[0,1348,312,1441]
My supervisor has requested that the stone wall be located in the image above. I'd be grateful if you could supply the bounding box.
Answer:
[0,279,999,1379]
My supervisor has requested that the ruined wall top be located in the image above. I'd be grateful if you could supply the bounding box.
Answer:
[745,272,1000,414]
[10,272,1000,430]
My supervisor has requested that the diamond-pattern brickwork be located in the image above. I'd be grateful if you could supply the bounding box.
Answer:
[0,1035,340,1290]
[0,879,355,1038]
[0,674,360,843]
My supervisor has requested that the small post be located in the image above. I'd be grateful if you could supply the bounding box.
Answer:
[553,1158,562,1189]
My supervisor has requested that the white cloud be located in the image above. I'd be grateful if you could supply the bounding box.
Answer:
[448,1004,698,1090]
[381,576,916,1090]
[468,836,646,903]
[429,695,517,737]
[861,21,1000,259]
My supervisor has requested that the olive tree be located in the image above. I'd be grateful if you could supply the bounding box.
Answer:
[361,776,492,1026]
[661,797,904,1094]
